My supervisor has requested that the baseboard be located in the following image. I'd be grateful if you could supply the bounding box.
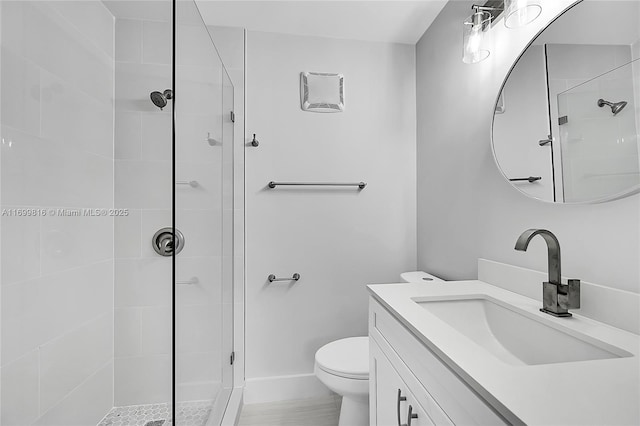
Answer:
[244,373,333,404]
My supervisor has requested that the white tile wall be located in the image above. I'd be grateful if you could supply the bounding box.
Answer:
[46,1,114,58]
[115,19,143,63]
[143,20,172,65]
[115,258,172,308]
[113,12,237,407]
[39,314,112,414]
[115,161,172,209]
[0,212,41,285]
[115,308,142,357]
[0,50,41,135]
[174,114,223,162]
[115,209,142,258]
[115,111,142,160]
[0,351,40,425]
[0,2,115,425]
[40,214,113,275]
[1,1,113,101]
[1,126,113,208]
[176,351,221,400]
[139,306,172,355]
[114,355,171,406]
[176,256,223,306]
[115,62,171,112]
[40,71,113,159]
[140,113,172,161]
[1,260,114,366]
[34,362,113,426]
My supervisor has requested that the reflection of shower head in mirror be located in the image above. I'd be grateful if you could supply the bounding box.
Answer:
[597,98,627,116]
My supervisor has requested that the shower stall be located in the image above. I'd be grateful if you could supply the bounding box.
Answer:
[0,0,243,424]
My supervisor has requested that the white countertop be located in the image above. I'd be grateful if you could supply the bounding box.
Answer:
[368,280,640,426]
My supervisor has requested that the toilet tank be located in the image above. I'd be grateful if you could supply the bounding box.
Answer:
[400,271,445,283]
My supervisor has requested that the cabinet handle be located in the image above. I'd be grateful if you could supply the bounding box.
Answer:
[397,389,407,426]
[407,405,418,426]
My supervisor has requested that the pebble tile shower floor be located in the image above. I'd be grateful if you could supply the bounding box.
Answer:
[98,400,212,426]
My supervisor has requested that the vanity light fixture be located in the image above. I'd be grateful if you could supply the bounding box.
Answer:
[504,0,542,28]
[462,6,493,64]
[463,0,543,64]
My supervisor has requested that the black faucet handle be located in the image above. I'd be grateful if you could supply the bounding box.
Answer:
[557,279,581,311]
[567,279,581,309]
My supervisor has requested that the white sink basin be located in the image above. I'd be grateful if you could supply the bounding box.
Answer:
[413,295,632,365]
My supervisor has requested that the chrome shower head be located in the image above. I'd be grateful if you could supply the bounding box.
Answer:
[150,89,173,110]
[597,98,627,116]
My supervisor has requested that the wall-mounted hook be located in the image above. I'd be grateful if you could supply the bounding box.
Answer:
[251,134,259,147]
[538,134,552,146]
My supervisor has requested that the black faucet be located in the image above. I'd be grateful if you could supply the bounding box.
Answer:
[515,229,580,317]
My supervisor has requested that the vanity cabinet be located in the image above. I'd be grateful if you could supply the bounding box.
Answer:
[369,297,509,426]
[370,339,439,426]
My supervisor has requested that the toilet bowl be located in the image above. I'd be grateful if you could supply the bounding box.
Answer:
[314,337,369,426]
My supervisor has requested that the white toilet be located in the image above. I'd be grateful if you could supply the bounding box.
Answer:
[314,272,444,426]
[315,336,370,426]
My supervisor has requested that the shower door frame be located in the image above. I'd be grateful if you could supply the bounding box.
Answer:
[171,1,241,423]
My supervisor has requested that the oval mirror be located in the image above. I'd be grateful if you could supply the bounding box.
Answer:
[492,0,640,203]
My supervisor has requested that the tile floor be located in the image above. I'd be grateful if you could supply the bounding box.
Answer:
[97,400,212,426]
[238,396,341,426]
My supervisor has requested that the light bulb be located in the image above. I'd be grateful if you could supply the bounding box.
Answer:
[462,11,491,64]
[504,0,542,28]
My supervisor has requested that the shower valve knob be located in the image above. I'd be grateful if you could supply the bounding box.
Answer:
[152,227,185,256]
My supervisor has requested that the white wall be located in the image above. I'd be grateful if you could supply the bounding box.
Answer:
[0,1,114,424]
[416,0,640,293]
[112,13,174,406]
[245,31,416,394]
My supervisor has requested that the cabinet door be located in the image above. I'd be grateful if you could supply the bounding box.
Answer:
[371,340,435,426]
[371,339,408,426]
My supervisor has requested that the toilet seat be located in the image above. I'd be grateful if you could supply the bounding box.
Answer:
[315,337,369,380]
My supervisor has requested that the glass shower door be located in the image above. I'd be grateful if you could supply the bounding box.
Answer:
[173,1,234,424]
[557,61,640,202]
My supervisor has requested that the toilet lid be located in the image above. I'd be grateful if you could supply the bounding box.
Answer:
[315,336,369,379]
